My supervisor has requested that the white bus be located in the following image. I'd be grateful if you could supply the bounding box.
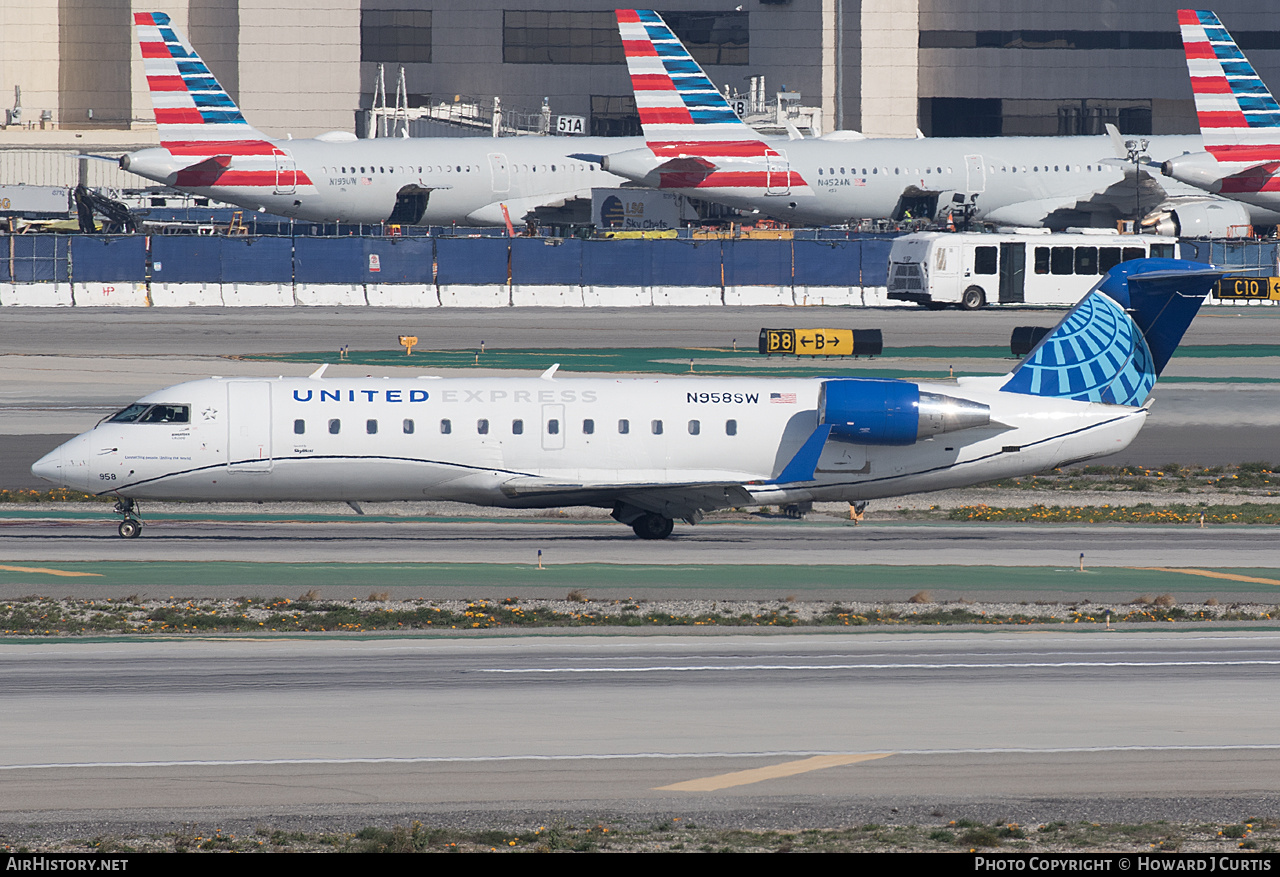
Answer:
[886,230,1177,309]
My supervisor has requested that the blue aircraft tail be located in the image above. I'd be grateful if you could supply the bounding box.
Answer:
[999,258,1221,406]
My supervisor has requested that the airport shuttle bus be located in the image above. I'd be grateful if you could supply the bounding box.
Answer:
[887,231,1177,309]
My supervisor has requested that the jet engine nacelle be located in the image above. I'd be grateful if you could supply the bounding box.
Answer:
[1161,152,1226,192]
[818,379,990,446]
[1146,199,1252,237]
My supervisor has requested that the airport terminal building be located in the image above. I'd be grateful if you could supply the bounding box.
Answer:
[2,1,1279,151]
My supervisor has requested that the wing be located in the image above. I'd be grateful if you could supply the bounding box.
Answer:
[499,477,756,523]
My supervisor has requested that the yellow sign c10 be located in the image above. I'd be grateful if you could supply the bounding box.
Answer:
[759,329,854,356]
[1215,276,1280,300]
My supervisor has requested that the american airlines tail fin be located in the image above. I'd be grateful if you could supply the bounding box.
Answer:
[1179,9,1280,165]
[616,9,759,144]
[134,12,273,156]
[1000,259,1220,406]
[611,10,810,195]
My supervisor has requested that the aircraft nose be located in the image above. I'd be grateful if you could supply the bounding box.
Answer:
[31,445,64,486]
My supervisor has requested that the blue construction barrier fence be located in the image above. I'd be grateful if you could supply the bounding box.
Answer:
[3,233,1243,287]
[2,233,900,288]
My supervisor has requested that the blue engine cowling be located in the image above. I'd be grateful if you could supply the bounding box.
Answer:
[818,379,921,445]
[819,379,992,445]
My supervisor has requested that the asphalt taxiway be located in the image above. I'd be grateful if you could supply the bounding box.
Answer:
[3,632,1278,829]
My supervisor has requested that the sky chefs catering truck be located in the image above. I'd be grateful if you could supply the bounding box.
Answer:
[887,230,1176,309]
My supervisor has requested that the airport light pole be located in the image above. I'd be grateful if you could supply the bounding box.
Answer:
[1125,136,1150,224]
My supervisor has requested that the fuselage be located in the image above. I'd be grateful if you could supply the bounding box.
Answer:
[614,133,1273,228]
[123,135,636,226]
[33,374,1146,510]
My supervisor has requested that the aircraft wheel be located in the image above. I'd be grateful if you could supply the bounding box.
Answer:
[961,286,986,310]
[118,519,142,539]
[632,513,674,540]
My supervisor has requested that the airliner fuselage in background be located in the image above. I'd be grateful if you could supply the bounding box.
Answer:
[126,12,633,226]
[32,260,1221,540]
[604,9,1279,235]
[125,130,635,226]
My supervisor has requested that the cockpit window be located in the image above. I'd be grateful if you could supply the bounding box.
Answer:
[107,404,190,424]
[107,404,150,423]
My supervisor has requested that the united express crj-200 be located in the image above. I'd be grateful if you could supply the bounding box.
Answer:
[32,260,1219,539]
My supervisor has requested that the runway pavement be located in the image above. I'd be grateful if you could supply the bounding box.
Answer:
[1,518,1278,601]
[3,631,1278,829]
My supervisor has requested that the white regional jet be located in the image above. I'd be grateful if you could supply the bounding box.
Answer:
[1160,10,1280,219]
[32,259,1218,540]
[121,12,633,226]
[600,9,1277,235]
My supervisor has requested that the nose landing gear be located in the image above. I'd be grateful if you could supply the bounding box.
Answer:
[114,499,143,538]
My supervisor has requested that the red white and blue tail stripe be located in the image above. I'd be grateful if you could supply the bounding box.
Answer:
[615,9,810,195]
[1179,9,1280,165]
[133,12,309,191]
[135,12,270,155]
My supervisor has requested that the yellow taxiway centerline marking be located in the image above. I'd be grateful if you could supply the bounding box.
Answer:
[1132,568,1280,586]
[0,565,102,578]
[655,753,894,792]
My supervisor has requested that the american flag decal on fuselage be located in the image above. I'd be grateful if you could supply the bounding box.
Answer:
[1179,9,1280,168]
[615,10,811,196]
[133,12,311,189]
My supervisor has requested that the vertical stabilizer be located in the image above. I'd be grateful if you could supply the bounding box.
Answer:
[1179,9,1280,164]
[1000,259,1220,406]
[613,10,811,195]
[134,12,272,155]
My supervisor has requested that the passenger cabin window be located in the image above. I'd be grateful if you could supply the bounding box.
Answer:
[1034,247,1050,275]
[974,246,997,275]
[1051,247,1073,276]
[726,419,737,436]
[652,420,663,435]
[512,419,524,435]
[477,419,489,435]
[403,419,415,434]
[1074,247,1098,276]
[294,419,305,435]
[618,419,629,434]
[547,419,559,435]
[367,419,378,435]
[688,420,700,435]
[440,419,451,434]
[582,419,594,435]
[329,419,341,435]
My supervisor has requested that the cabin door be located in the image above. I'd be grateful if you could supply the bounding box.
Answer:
[489,153,510,194]
[274,150,297,195]
[227,382,273,472]
[999,242,1026,304]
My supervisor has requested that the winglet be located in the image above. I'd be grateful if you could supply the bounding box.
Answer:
[309,364,329,380]
[540,363,560,381]
[769,424,833,484]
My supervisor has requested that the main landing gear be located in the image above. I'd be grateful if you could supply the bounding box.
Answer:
[631,512,674,541]
[114,499,142,538]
